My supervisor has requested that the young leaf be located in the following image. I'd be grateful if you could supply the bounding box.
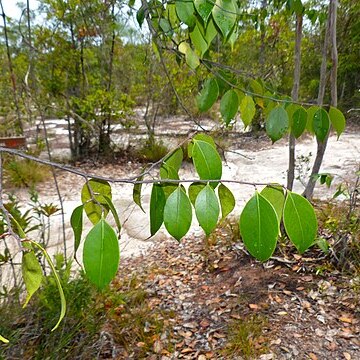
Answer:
[266,106,289,143]
[83,219,120,289]
[190,24,208,57]
[240,95,256,128]
[218,183,235,219]
[164,187,192,241]
[103,195,122,233]
[70,205,83,256]
[188,182,206,206]
[194,0,213,24]
[196,78,219,113]
[0,335,9,343]
[313,108,330,142]
[212,0,237,39]
[283,192,318,254]
[30,241,66,331]
[260,185,285,223]
[22,250,43,307]
[178,42,200,70]
[291,107,307,138]
[192,139,222,187]
[329,106,346,139]
[133,174,145,213]
[239,192,279,261]
[81,179,112,225]
[195,184,220,236]
[150,184,166,236]
[220,89,239,125]
[176,0,196,27]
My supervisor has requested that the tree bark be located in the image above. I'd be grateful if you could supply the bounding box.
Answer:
[303,0,337,199]
[287,13,303,190]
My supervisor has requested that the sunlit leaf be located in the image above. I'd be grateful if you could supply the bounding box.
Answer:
[70,205,83,256]
[164,187,192,241]
[306,105,319,133]
[283,191,318,253]
[218,184,235,219]
[150,184,166,236]
[239,192,279,261]
[260,185,285,223]
[83,219,120,289]
[22,250,43,307]
[188,182,206,206]
[220,89,239,125]
[190,24,208,57]
[329,106,346,139]
[313,108,330,142]
[0,335,9,343]
[178,42,200,70]
[196,78,219,113]
[240,95,256,128]
[188,133,216,158]
[195,184,219,236]
[204,18,217,44]
[162,147,183,173]
[266,106,289,143]
[194,0,213,24]
[212,0,237,39]
[176,0,196,27]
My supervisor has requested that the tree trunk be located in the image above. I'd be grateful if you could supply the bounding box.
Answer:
[287,13,303,190]
[303,0,337,199]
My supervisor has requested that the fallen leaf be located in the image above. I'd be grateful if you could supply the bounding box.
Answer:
[343,352,351,360]
[249,303,260,310]
[339,316,353,324]
[277,311,288,316]
[309,353,318,360]
[198,355,207,360]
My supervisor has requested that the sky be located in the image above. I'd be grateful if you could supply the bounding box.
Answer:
[3,0,39,20]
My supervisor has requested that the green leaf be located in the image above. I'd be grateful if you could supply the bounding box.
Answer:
[164,187,192,241]
[0,335,9,343]
[159,18,172,34]
[239,192,279,261]
[196,78,219,113]
[212,0,237,39]
[136,6,145,28]
[195,184,220,236]
[150,184,166,236]
[83,219,120,289]
[22,250,43,307]
[30,241,66,331]
[176,0,196,27]
[194,0,213,24]
[329,106,346,139]
[266,106,289,143]
[306,105,319,133]
[313,108,330,142]
[178,42,200,70]
[286,103,300,125]
[192,140,222,187]
[188,133,216,158]
[103,196,121,233]
[162,147,183,173]
[188,182,206,206]
[81,179,112,225]
[260,185,285,223]
[283,192,318,254]
[70,205,83,256]
[240,95,256,128]
[204,18,217,44]
[218,184,235,219]
[220,89,239,125]
[190,24,208,57]
[291,107,307,138]
[133,174,145,213]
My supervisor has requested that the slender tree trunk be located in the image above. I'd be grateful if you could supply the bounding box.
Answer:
[287,13,303,190]
[303,0,337,199]
[259,0,267,74]
[0,0,23,134]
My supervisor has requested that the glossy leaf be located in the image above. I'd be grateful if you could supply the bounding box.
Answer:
[164,187,192,241]
[313,108,330,142]
[283,192,318,254]
[260,185,285,223]
[329,106,346,139]
[266,106,289,143]
[81,179,111,225]
[192,140,222,187]
[220,89,239,125]
[212,0,237,39]
[150,184,166,236]
[0,335,9,343]
[178,42,200,70]
[218,184,235,219]
[176,0,196,27]
[306,105,319,133]
[162,147,183,173]
[196,78,219,113]
[133,174,145,213]
[291,107,307,138]
[188,182,206,206]
[70,205,83,256]
[190,24,208,57]
[22,250,43,307]
[188,133,216,158]
[30,241,66,331]
[194,0,213,24]
[240,95,256,128]
[239,192,279,261]
[195,184,220,236]
[83,219,120,289]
